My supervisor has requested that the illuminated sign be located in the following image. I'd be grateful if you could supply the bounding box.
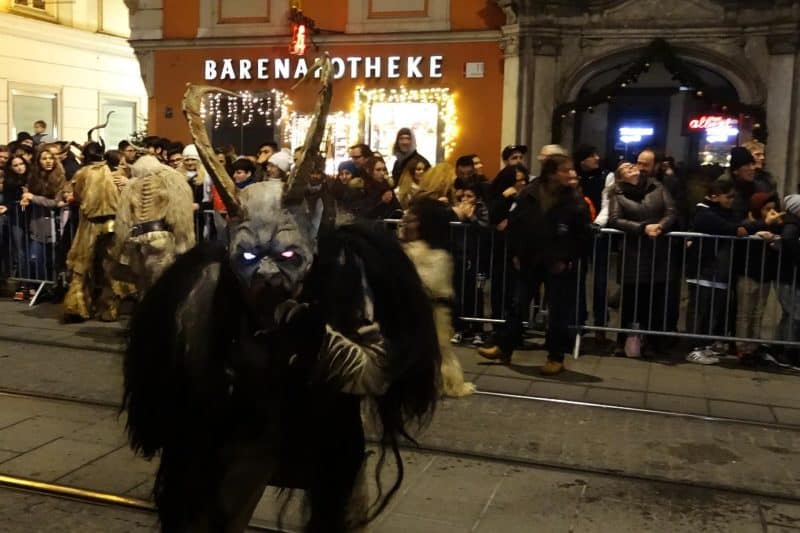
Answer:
[688,115,735,130]
[618,126,654,144]
[688,115,739,143]
[289,23,307,56]
[204,55,444,81]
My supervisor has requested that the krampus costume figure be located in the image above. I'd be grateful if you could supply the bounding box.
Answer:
[122,57,440,532]
[114,155,196,296]
[62,160,126,321]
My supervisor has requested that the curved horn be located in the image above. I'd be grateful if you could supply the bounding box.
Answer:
[182,84,242,218]
[284,54,333,202]
[88,111,115,143]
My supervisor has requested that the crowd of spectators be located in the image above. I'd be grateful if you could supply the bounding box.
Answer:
[1,122,798,374]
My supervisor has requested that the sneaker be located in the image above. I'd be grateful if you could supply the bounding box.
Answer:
[471,334,485,346]
[709,341,729,356]
[686,348,720,365]
[450,332,463,345]
[13,290,25,301]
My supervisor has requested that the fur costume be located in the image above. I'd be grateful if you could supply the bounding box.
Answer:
[123,58,440,533]
[114,156,196,296]
[404,239,475,398]
[63,162,130,321]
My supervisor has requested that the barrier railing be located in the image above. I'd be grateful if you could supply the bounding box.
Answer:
[6,204,797,359]
[2,203,75,306]
[574,228,800,359]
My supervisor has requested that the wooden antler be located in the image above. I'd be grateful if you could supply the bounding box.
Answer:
[284,54,333,202]
[182,84,242,218]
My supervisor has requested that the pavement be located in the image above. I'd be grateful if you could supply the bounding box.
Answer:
[2,301,800,531]
[1,300,798,425]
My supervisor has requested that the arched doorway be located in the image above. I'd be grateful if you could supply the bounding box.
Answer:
[554,40,766,169]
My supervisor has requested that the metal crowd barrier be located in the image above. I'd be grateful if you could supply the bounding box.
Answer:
[1,203,75,306]
[11,204,794,358]
[574,228,800,356]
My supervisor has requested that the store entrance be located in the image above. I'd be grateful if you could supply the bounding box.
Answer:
[558,40,761,172]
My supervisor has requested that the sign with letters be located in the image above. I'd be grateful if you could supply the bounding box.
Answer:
[203,55,444,81]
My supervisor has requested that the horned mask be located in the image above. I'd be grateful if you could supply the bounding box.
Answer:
[182,55,334,328]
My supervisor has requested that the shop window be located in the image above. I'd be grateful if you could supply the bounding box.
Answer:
[354,87,457,168]
[99,98,138,150]
[288,112,357,176]
[198,0,289,38]
[10,86,59,141]
[347,0,448,33]
[201,89,289,156]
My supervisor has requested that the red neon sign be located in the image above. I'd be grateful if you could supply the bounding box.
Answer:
[688,115,738,130]
[289,23,307,56]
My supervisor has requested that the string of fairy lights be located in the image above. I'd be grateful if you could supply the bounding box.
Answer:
[200,86,459,162]
[199,89,293,130]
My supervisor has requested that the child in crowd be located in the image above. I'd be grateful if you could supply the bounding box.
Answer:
[686,178,750,364]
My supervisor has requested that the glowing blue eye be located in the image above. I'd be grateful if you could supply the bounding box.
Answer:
[242,252,257,262]
[280,250,296,259]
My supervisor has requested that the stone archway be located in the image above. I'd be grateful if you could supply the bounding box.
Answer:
[559,42,765,107]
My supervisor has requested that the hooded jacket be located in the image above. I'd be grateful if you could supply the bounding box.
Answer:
[390,129,431,183]
[507,179,592,270]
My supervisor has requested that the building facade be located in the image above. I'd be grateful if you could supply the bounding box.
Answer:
[0,0,147,147]
[497,0,800,192]
[126,0,507,171]
[127,1,799,190]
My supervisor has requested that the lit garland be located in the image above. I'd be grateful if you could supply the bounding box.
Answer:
[353,86,458,160]
[199,89,292,130]
[287,111,358,174]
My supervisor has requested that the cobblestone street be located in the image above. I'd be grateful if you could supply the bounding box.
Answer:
[1,302,800,531]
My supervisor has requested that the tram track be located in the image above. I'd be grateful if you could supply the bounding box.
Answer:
[3,386,800,506]
[2,382,799,433]
[0,474,287,532]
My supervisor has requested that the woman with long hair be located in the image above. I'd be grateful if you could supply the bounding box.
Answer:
[395,155,431,209]
[402,197,475,397]
[2,156,31,279]
[361,156,402,220]
[20,148,68,280]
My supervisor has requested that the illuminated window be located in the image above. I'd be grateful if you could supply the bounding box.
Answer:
[354,87,458,166]
[10,86,59,141]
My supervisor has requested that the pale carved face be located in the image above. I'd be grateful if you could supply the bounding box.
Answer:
[229,182,316,330]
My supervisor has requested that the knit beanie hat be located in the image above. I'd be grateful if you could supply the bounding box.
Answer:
[784,195,800,217]
[268,149,292,174]
[181,144,200,160]
[337,160,357,175]
[730,146,756,171]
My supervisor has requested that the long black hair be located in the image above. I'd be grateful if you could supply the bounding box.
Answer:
[408,197,452,251]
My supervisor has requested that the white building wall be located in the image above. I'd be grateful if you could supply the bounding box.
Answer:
[0,10,146,145]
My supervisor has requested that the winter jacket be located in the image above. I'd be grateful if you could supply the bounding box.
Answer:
[608,177,677,284]
[578,166,608,218]
[777,213,800,284]
[507,180,592,271]
[688,201,744,285]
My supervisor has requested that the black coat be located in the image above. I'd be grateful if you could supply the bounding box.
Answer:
[689,201,743,284]
[608,178,677,284]
[507,180,592,271]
